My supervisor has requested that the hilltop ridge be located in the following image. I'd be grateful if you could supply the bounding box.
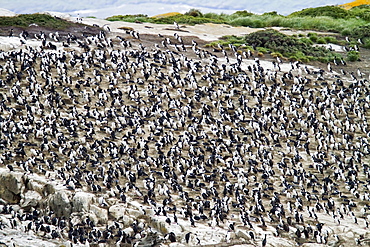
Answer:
[340,0,370,9]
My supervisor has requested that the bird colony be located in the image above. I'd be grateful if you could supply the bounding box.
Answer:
[0,21,370,247]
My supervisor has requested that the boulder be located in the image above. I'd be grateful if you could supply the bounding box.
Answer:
[126,208,144,218]
[109,204,125,219]
[48,190,72,217]
[136,232,163,247]
[235,229,250,240]
[20,190,42,208]
[72,192,94,212]
[109,204,134,226]
[150,217,169,234]
[90,205,108,224]
[43,183,56,196]
[0,169,24,203]
[25,177,47,196]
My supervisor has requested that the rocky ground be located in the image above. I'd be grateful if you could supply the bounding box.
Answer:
[0,12,370,247]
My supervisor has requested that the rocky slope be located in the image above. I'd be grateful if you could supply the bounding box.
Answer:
[0,13,370,247]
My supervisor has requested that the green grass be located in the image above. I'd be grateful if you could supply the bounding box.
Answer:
[105,5,370,41]
[0,14,78,29]
[228,15,367,35]
[104,5,370,64]
[347,50,360,62]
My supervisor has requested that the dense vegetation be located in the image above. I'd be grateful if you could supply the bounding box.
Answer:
[106,12,227,25]
[245,30,339,62]
[0,14,80,29]
[0,6,366,63]
[207,30,343,63]
[106,5,370,41]
[106,5,370,63]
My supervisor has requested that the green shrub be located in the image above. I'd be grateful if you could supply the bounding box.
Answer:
[185,9,203,17]
[340,28,352,36]
[271,52,283,57]
[257,47,269,53]
[347,51,360,62]
[316,37,327,44]
[308,33,318,42]
[300,37,313,45]
[231,10,254,17]
[349,5,370,21]
[245,29,303,50]
[203,12,224,20]
[324,36,339,44]
[362,38,370,49]
[262,11,282,16]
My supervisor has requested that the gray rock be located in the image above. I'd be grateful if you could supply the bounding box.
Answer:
[135,232,162,247]
[48,190,72,217]
[109,204,134,226]
[42,183,55,196]
[126,208,144,218]
[150,218,169,234]
[90,204,108,224]
[0,169,24,203]
[20,190,42,208]
[235,229,250,240]
[72,192,94,212]
[25,177,48,196]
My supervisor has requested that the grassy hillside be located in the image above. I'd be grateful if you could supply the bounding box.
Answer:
[0,13,82,30]
[106,5,370,63]
[106,6,370,40]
